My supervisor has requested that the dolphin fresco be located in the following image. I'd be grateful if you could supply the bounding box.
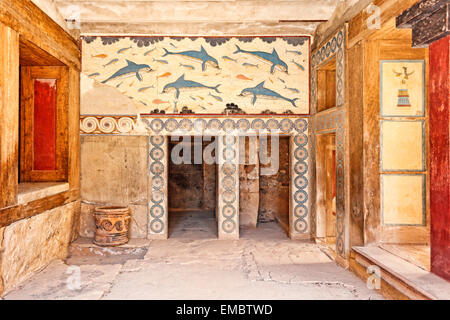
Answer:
[162,46,219,71]
[162,74,221,99]
[233,45,288,74]
[101,60,152,83]
[238,81,298,107]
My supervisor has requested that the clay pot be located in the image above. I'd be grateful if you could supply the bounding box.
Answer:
[93,206,131,246]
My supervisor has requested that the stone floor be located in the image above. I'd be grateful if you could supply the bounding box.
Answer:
[2,211,383,300]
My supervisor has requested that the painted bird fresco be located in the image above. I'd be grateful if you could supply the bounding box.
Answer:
[239,81,298,107]
[393,66,414,84]
[233,45,288,74]
[162,74,221,99]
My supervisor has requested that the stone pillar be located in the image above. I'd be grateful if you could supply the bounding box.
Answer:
[148,135,168,239]
[217,134,239,239]
[429,36,449,281]
[239,136,259,228]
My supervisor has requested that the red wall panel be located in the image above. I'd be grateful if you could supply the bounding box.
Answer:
[33,79,57,171]
[429,36,450,281]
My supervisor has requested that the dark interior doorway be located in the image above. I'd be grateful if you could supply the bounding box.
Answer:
[168,136,217,238]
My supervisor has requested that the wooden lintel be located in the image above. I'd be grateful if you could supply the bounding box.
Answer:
[396,0,448,29]
[412,3,449,47]
[0,0,80,70]
[396,0,449,48]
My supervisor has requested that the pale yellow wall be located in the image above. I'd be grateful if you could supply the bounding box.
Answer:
[381,120,424,171]
[382,174,425,225]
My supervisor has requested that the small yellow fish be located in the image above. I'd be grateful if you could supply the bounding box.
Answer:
[129,81,134,87]
[269,78,274,83]
[157,72,171,79]
[152,99,169,105]
[91,54,108,58]
[197,96,204,101]
[236,74,252,81]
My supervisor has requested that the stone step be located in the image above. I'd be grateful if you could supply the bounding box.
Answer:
[350,246,450,300]
[66,237,150,265]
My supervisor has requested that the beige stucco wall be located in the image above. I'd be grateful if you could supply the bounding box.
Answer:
[31,0,71,34]
[80,135,148,239]
[0,201,79,295]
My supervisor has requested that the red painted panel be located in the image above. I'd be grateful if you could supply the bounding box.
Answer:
[429,36,450,281]
[33,79,57,171]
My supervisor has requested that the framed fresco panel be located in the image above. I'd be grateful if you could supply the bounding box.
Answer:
[380,120,425,172]
[380,60,425,117]
[81,36,310,115]
[381,174,426,226]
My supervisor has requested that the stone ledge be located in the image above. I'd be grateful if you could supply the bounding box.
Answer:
[352,246,450,300]
[17,182,69,205]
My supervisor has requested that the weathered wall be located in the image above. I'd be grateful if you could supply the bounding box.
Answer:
[313,0,372,50]
[31,0,70,34]
[54,0,340,36]
[80,135,148,238]
[168,139,216,211]
[0,0,81,297]
[259,137,290,228]
[429,36,450,281]
[0,201,79,294]
[239,136,260,228]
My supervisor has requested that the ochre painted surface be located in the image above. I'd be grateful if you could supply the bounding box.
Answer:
[380,60,425,117]
[381,120,424,171]
[382,174,425,226]
[33,79,57,171]
[81,36,310,115]
[429,36,450,281]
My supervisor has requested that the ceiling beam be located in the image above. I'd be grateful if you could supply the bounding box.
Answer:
[75,20,321,35]
[55,0,339,23]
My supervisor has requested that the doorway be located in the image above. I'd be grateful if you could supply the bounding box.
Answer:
[168,136,217,238]
[239,135,290,239]
[316,132,337,251]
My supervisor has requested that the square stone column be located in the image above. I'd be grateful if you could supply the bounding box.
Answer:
[217,134,240,239]
[148,135,168,239]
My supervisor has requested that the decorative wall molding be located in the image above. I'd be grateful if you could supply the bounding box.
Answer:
[143,116,310,239]
[148,135,168,238]
[311,28,346,114]
[80,115,136,134]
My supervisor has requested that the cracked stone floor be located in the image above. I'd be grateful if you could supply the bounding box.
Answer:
[2,211,383,300]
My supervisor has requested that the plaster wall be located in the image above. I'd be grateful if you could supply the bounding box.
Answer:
[31,0,71,35]
[0,201,79,294]
[79,135,148,238]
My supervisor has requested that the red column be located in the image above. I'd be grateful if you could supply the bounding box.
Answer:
[429,35,450,281]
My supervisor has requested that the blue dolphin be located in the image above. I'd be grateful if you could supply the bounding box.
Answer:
[162,46,219,71]
[162,74,221,99]
[101,60,152,83]
[234,45,288,74]
[238,81,298,107]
